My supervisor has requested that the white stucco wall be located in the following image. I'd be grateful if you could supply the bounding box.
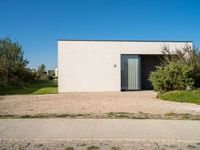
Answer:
[58,40,192,92]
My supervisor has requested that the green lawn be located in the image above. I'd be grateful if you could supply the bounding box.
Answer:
[0,80,58,95]
[160,89,200,105]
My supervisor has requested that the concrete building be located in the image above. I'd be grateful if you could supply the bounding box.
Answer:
[55,68,58,77]
[58,40,192,93]
[47,70,55,76]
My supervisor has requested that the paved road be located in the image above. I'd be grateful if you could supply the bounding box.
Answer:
[0,119,200,142]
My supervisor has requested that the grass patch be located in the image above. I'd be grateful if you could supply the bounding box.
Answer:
[196,143,200,145]
[87,145,100,150]
[35,143,43,148]
[111,146,121,150]
[160,89,200,105]
[0,80,57,95]
[79,143,87,147]
[187,145,196,148]
[65,147,74,150]
[0,112,200,120]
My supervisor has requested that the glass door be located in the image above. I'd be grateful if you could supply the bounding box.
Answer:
[121,55,141,90]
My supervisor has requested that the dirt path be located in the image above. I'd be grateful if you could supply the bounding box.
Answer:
[0,91,200,115]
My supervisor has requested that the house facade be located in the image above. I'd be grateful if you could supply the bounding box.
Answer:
[58,40,192,93]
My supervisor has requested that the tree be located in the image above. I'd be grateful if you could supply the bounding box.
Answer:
[0,37,32,87]
[36,64,48,80]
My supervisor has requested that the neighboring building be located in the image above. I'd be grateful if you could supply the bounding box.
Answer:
[48,70,55,76]
[58,40,192,93]
[55,68,58,77]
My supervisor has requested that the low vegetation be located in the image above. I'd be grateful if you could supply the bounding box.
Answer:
[0,112,200,120]
[87,145,100,150]
[65,147,74,150]
[0,80,57,95]
[149,45,200,93]
[0,37,57,95]
[149,45,200,104]
[111,147,121,150]
[149,62,194,92]
[160,89,200,105]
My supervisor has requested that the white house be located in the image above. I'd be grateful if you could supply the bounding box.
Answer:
[58,40,192,93]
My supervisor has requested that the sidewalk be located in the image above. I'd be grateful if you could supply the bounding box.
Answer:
[0,119,200,142]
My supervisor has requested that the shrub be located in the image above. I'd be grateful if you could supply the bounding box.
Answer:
[149,62,194,93]
[149,45,200,93]
[161,45,200,87]
[48,75,54,80]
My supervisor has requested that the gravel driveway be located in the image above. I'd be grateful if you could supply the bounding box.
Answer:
[0,91,200,115]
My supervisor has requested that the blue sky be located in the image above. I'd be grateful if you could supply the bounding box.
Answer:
[0,0,200,69]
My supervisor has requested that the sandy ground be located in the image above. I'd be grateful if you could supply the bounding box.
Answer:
[0,91,200,115]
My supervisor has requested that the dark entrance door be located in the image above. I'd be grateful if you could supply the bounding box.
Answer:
[140,55,162,90]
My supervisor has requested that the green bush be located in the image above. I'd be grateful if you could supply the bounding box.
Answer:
[48,75,54,80]
[161,45,200,87]
[149,62,194,93]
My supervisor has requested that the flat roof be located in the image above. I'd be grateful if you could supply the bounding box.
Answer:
[58,39,192,43]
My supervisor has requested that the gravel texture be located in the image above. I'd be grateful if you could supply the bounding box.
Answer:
[1,140,200,150]
[0,91,200,115]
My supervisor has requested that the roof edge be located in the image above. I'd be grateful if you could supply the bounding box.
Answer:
[57,39,192,43]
